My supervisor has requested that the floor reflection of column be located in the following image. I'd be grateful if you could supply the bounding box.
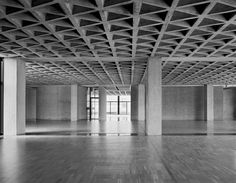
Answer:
[234,151,236,169]
[70,121,78,135]
[207,120,214,135]
[0,137,21,182]
[91,119,100,134]
[148,136,165,181]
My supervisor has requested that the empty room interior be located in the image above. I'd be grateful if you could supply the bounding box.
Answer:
[1,0,236,182]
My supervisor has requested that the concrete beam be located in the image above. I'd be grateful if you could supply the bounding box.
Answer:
[163,57,236,62]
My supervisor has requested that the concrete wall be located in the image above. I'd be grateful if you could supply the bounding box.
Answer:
[131,85,145,121]
[138,85,145,121]
[30,85,227,121]
[214,86,223,121]
[77,86,87,120]
[26,87,36,121]
[36,85,71,120]
[71,85,87,121]
[131,85,138,120]
[162,86,224,121]
[223,87,236,120]
[163,86,205,120]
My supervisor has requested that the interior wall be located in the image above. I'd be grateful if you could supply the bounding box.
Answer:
[162,86,205,120]
[26,87,36,121]
[36,85,71,120]
[77,86,88,120]
[223,87,236,120]
[31,85,227,121]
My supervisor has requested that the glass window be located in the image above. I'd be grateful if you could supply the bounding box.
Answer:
[91,99,99,119]
[107,102,110,114]
[91,88,99,98]
[87,88,99,119]
[120,102,127,115]
[110,102,118,114]
[120,95,130,101]
[106,95,130,115]
[107,95,117,101]
[127,102,131,115]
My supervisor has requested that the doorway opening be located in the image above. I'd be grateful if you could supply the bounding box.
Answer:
[107,95,130,121]
[87,88,99,120]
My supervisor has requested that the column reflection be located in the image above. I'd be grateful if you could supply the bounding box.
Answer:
[0,137,24,183]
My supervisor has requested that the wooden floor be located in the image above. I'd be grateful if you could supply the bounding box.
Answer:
[1,135,236,183]
[26,117,236,135]
[26,115,145,135]
[14,118,236,182]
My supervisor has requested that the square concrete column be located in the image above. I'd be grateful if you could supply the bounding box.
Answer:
[3,58,26,135]
[204,84,214,121]
[99,87,107,121]
[131,84,145,121]
[214,86,223,121]
[71,85,87,121]
[146,57,162,135]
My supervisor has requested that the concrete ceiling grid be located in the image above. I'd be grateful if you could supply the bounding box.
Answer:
[1,0,236,94]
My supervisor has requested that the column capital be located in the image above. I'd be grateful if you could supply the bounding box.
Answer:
[3,57,25,62]
[148,56,162,62]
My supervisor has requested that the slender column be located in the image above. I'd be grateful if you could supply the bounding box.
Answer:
[138,84,145,121]
[3,58,26,135]
[214,86,223,121]
[117,95,120,115]
[131,84,145,121]
[0,59,3,134]
[99,87,107,121]
[71,85,87,121]
[206,86,214,134]
[146,57,162,135]
[204,85,214,121]
[131,85,138,120]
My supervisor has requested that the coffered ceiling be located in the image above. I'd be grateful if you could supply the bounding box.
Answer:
[1,0,236,94]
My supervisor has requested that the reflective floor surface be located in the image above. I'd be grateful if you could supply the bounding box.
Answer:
[163,120,236,135]
[26,115,145,136]
[26,116,236,136]
[1,135,236,183]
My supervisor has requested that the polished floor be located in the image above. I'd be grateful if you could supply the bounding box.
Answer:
[26,116,236,136]
[1,135,236,182]
[26,116,145,136]
[163,120,236,135]
[2,118,236,182]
